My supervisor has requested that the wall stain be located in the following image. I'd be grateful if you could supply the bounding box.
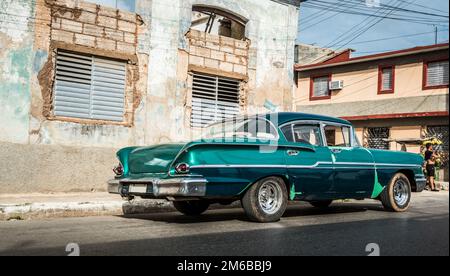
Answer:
[37,49,55,118]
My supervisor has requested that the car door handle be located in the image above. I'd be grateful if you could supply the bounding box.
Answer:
[287,150,300,156]
[331,149,342,154]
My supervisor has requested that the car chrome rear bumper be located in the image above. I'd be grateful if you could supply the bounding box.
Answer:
[107,177,207,197]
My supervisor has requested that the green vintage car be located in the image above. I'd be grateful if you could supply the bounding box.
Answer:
[108,112,426,222]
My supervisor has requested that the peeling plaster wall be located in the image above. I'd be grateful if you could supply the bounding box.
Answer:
[189,0,299,113]
[0,0,153,193]
[0,0,299,193]
[29,0,150,149]
[146,0,299,143]
[143,0,187,144]
[0,0,35,144]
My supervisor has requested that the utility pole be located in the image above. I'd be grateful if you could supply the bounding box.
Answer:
[434,25,438,45]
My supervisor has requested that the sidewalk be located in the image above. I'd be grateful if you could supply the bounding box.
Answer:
[437,181,449,191]
[1,183,448,221]
[0,192,174,221]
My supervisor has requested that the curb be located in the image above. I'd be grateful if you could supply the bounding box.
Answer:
[0,201,124,221]
[0,199,242,221]
[3,189,447,221]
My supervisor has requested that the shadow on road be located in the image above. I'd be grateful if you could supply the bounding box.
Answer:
[119,202,383,224]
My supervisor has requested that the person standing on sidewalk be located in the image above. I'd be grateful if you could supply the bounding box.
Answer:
[424,143,439,192]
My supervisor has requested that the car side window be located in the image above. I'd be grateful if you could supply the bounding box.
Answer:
[235,118,278,139]
[324,125,352,147]
[282,124,322,146]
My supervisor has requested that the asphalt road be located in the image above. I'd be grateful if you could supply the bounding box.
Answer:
[0,191,448,256]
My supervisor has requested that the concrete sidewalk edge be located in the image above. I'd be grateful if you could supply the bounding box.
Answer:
[0,193,241,221]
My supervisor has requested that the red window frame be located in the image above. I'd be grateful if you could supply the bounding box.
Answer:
[377,65,395,94]
[423,58,449,90]
[309,74,332,101]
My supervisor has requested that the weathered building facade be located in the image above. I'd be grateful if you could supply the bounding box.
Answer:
[0,0,301,193]
[295,44,449,181]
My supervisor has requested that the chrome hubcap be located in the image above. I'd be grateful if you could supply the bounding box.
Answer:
[258,181,282,214]
[394,179,409,206]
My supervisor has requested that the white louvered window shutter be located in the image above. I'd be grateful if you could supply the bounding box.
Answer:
[54,50,126,122]
[313,76,330,97]
[381,67,393,91]
[427,61,449,87]
[191,73,240,128]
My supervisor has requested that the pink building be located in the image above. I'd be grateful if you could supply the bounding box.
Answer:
[295,43,449,181]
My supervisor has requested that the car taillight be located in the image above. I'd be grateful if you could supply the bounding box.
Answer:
[113,163,124,176]
[175,163,190,174]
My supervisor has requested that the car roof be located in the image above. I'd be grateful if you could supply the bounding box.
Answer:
[261,112,351,127]
[218,112,352,127]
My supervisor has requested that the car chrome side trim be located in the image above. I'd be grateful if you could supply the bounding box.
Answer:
[190,162,421,170]
[335,162,421,168]
[190,162,333,169]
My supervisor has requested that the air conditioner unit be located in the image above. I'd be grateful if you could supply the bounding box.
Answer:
[329,80,344,90]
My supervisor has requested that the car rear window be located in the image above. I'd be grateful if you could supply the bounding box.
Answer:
[282,124,322,146]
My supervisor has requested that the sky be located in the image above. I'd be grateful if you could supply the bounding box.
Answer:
[297,0,449,56]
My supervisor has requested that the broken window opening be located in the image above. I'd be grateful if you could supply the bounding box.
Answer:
[191,6,247,40]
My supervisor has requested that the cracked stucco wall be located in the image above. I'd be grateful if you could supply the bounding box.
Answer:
[147,0,299,143]
[1,0,298,147]
[29,0,150,148]
[0,0,153,193]
[0,0,35,144]
[0,0,299,193]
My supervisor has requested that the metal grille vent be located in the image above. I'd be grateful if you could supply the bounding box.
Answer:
[313,76,329,97]
[54,50,126,122]
[367,127,390,150]
[191,73,240,128]
[381,67,393,90]
[427,61,449,87]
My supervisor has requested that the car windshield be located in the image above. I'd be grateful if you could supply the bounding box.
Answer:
[202,118,278,140]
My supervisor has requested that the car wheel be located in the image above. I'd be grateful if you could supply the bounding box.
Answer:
[173,200,210,216]
[380,173,411,212]
[309,200,333,209]
[241,177,288,223]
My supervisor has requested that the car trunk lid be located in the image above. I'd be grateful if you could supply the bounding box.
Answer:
[126,144,186,174]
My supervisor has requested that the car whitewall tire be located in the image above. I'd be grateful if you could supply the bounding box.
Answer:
[241,177,288,223]
[381,173,411,212]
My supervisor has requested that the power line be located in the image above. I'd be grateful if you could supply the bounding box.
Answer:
[301,0,449,26]
[301,6,448,25]
[334,0,416,50]
[332,28,449,47]
[325,0,429,50]
[300,4,335,25]
[300,0,361,31]
[396,0,449,15]
[298,0,449,39]
[353,43,449,55]
[306,0,449,18]
[300,0,397,65]
[324,0,399,48]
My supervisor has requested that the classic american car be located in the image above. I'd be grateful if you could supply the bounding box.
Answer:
[108,112,426,223]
